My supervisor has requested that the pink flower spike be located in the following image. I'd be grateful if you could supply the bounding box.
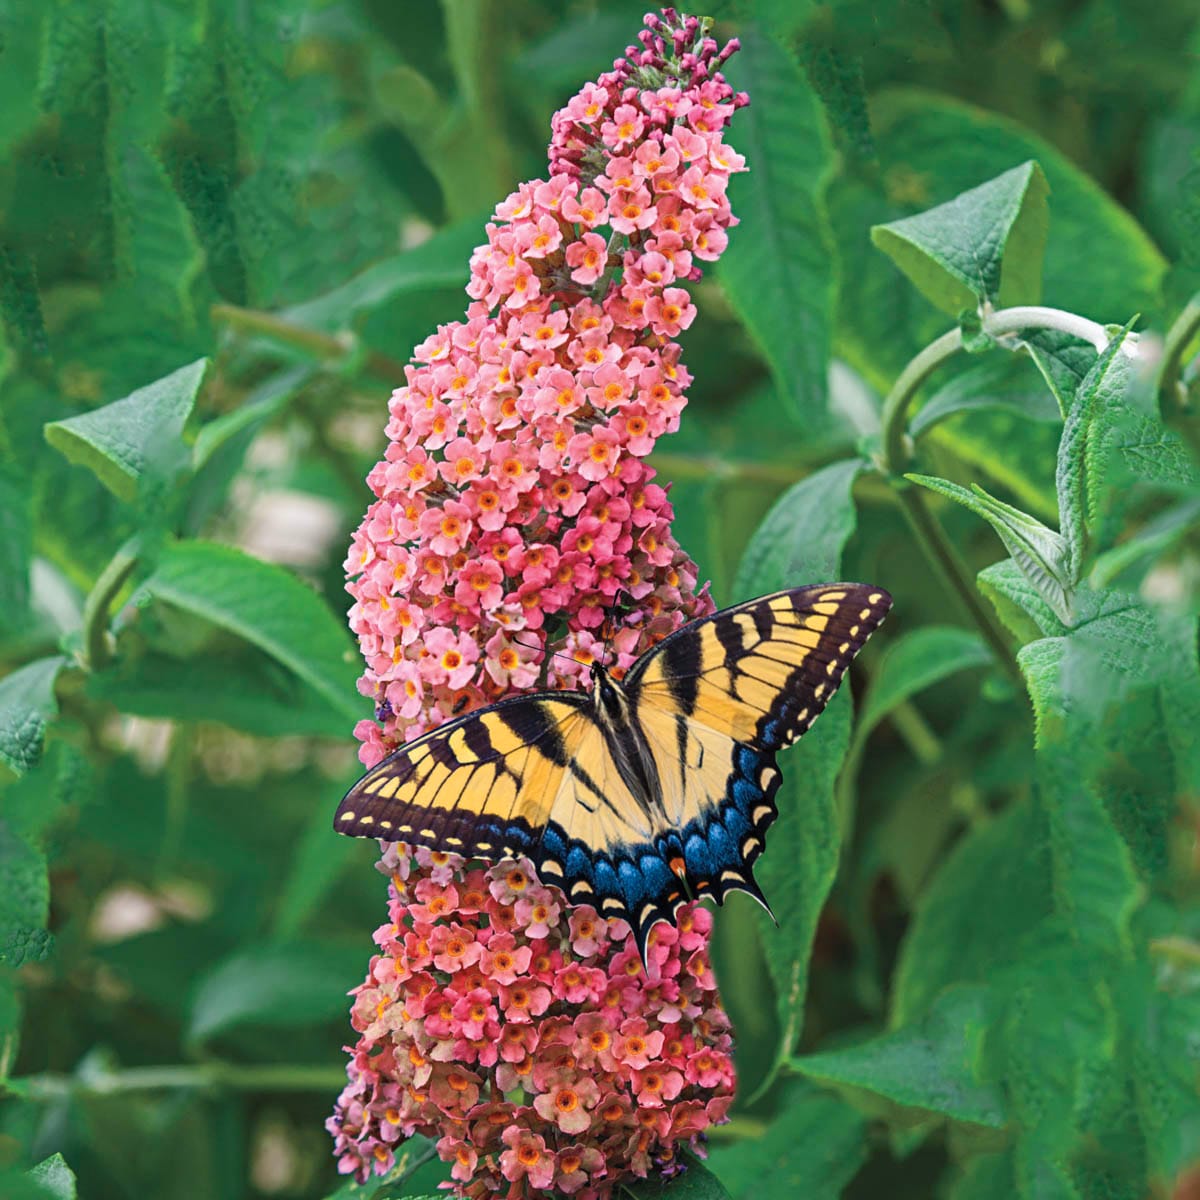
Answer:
[331,8,748,1195]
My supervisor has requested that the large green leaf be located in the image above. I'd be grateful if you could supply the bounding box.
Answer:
[43,360,208,505]
[187,939,368,1044]
[733,457,866,1078]
[0,819,48,966]
[872,161,1048,317]
[893,800,1053,1025]
[719,30,836,429]
[708,1083,867,1200]
[794,984,1007,1128]
[138,539,362,726]
[832,89,1167,390]
[0,655,67,775]
[909,353,1062,439]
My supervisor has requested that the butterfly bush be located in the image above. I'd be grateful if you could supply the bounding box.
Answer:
[331,10,747,1195]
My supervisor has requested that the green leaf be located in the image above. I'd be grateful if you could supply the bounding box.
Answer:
[719,30,836,429]
[26,1155,77,1200]
[909,354,1062,439]
[186,939,368,1044]
[907,474,1073,624]
[893,800,1053,1025]
[854,626,994,743]
[871,161,1049,317]
[794,984,1008,1127]
[1010,329,1098,418]
[43,359,208,504]
[733,457,865,1081]
[138,539,362,726]
[0,655,67,775]
[0,461,32,632]
[977,558,1066,642]
[621,1156,732,1200]
[0,820,48,962]
[283,219,481,335]
[831,90,1165,392]
[86,646,354,739]
[707,1083,867,1200]
[734,459,864,598]
[1055,327,1138,582]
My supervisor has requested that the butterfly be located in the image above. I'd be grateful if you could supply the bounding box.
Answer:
[335,583,891,960]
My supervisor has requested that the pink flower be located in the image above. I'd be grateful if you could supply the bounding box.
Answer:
[533,1071,601,1134]
[500,1127,556,1191]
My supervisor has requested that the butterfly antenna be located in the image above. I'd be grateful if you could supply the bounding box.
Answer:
[511,635,587,672]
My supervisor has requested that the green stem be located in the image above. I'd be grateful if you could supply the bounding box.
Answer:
[879,327,963,475]
[9,1061,348,1101]
[80,538,140,672]
[895,485,1022,684]
[1157,293,1200,460]
[648,451,804,487]
[211,304,409,385]
[984,305,1115,352]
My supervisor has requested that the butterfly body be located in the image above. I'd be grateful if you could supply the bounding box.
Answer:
[336,583,891,959]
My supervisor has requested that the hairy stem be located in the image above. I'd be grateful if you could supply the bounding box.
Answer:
[9,1061,348,1100]
[211,304,409,385]
[1157,293,1200,460]
[80,538,140,672]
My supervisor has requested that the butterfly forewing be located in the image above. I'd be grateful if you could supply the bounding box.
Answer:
[334,693,590,859]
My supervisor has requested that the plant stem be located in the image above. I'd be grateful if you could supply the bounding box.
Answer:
[1157,292,1200,460]
[10,1061,348,1101]
[648,451,804,487]
[80,538,140,672]
[879,327,963,474]
[894,485,1022,683]
[984,305,1117,353]
[211,304,409,385]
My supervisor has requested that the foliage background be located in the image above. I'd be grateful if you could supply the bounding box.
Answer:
[1,1,1199,1198]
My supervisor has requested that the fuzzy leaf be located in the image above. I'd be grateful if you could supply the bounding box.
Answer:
[733,458,866,1072]
[0,821,48,963]
[187,939,370,1044]
[708,1083,867,1200]
[138,540,362,726]
[871,161,1049,316]
[26,1155,76,1200]
[0,655,67,776]
[795,984,1007,1127]
[907,474,1073,624]
[719,30,836,428]
[43,360,208,504]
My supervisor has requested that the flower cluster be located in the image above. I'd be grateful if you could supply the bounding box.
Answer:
[344,8,746,766]
[327,846,735,1196]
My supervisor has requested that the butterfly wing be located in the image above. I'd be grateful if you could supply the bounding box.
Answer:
[334,692,596,859]
[334,692,667,910]
[621,583,892,935]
